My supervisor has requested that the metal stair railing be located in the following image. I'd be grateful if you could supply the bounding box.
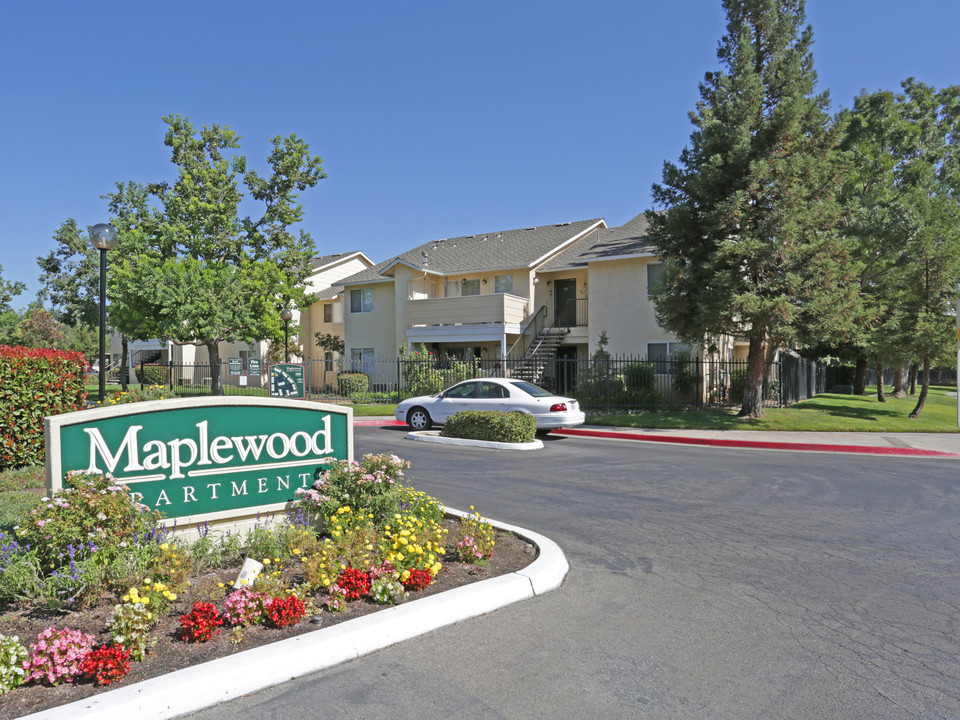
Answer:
[504,305,548,365]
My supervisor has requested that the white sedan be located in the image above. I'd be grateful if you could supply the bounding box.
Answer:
[395,377,586,434]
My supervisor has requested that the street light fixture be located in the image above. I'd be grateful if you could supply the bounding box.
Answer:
[89,223,118,404]
[281,308,293,363]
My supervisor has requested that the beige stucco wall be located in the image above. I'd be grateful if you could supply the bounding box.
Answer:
[342,281,397,360]
[588,257,678,356]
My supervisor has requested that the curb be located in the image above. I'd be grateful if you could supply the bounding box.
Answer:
[26,511,568,720]
[405,431,543,451]
[555,427,960,458]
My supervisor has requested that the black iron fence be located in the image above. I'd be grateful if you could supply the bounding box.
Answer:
[141,353,826,411]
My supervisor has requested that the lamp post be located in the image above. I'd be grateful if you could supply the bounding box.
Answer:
[89,223,119,404]
[281,308,293,363]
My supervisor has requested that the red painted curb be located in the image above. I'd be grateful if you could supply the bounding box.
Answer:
[554,428,960,458]
[353,418,405,426]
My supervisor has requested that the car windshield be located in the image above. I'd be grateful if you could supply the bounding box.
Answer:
[509,380,553,397]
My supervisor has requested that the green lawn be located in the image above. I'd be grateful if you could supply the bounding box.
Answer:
[588,385,960,433]
[351,404,397,416]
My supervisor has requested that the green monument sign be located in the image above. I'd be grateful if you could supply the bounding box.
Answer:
[45,397,352,529]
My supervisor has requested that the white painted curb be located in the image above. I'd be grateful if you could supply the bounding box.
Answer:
[24,510,567,720]
[405,431,543,450]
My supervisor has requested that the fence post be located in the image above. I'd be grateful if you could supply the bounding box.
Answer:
[397,357,402,402]
[168,359,174,392]
[779,358,784,407]
[139,360,144,390]
[605,355,611,414]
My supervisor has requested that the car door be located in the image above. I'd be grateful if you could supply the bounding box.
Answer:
[432,381,478,422]
[473,381,510,413]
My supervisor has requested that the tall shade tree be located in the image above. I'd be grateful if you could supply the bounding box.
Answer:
[112,115,325,394]
[647,0,859,417]
[39,217,146,387]
[841,81,960,417]
[0,264,26,312]
[0,264,26,346]
[37,219,100,327]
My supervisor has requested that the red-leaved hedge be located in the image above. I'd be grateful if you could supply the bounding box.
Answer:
[0,345,86,470]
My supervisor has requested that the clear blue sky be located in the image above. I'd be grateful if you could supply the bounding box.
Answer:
[3,0,958,310]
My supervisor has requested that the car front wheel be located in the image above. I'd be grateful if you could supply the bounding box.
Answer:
[407,406,432,430]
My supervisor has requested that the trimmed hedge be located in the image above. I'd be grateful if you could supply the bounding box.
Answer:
[337,372,369,396]
[136,363,169,386]
[440,410,536,444]
[0,345,86,470]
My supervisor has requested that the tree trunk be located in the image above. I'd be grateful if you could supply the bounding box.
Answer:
[738,331,766,418]
[853,356,867,395]
[909,354,930,418]
[875,361,886,402]
[206,340,223,396]
[909,362,918,394]
[120,334,130,391]
[892,363,907,398]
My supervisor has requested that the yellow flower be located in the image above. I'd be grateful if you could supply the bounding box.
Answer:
[160,543,169,551]
[218,582,224,588]
[263,558,271,565]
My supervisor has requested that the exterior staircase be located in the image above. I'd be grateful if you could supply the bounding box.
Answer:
[511,327,567,383]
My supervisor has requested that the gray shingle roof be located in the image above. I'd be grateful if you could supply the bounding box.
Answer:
[541,212,657,270]
[308,252,362,271]
[336,219,604,286]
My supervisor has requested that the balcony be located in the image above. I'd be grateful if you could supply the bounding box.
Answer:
[406,293,529,329]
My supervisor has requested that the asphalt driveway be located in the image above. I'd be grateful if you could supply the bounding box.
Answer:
[190,427,960,719]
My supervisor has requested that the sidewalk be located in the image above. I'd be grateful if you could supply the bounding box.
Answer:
[356,418,960,457]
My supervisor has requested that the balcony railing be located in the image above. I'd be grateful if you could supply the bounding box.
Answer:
[406,293,528,327]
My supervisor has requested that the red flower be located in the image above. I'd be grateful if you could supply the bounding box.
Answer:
[80,644,131,686]
[266,595,307,628]
[402,569,433,591]
[335,567,371,600]
[179,602,222,642]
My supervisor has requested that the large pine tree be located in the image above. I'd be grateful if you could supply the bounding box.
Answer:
[647,0,859,417]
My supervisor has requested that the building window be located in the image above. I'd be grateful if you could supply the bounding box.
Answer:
[350,288,374,313]
[494,274,513,294]
[461,279,480,296]
[350,347,374,374]
[648,342,692,373]
[323,303,333,323]
[647,263,665,296]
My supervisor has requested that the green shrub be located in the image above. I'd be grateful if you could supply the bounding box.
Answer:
[670,351,700,397]
[399,344,482,396]
[13,471,164,604]
[441,410,536,443]
[623,361,660,405]
[349,390,398,404]
[136,364,169,386]
[337,372,369,396]
[0,346,86,470]
[294,452,408,529]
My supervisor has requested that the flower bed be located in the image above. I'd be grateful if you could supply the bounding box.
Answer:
[0,454,535,717]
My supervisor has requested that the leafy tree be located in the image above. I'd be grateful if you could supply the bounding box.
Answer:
[0,264,25,313]
[111,115,326,394]
[37,220,100,327]
[315,331,345,355]
[647,0,859,417]
[0,265,25,346]
[841,81,960,417]
[18,308,65,349]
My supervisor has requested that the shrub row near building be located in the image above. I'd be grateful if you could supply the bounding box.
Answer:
[0,346,86,470]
